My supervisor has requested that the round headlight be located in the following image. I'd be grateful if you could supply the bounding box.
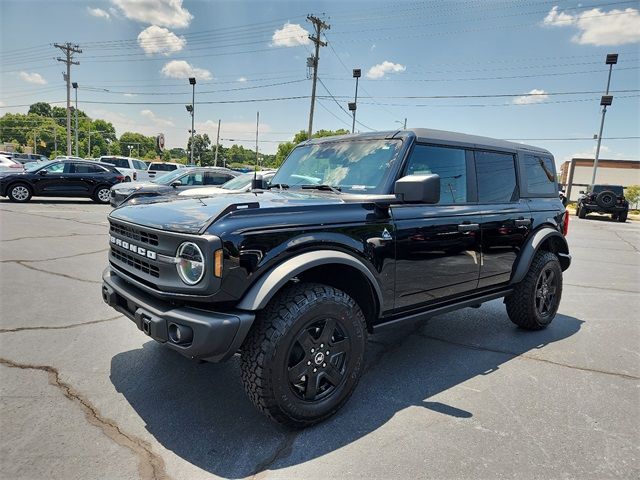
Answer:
[176,242,205,285]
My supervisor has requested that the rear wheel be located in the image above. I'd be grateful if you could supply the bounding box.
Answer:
[93,186,111,204]
[506,251,562,330]
[8,183,32,203]
[240,283,367,427]
[618,210,628,223]
[578,205,586,219]
[124,176,131,182]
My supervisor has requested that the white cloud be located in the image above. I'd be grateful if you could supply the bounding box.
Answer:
[19,71,47,85]
[87,7,110,19]
[237,77,247,83]
[366,61,406,79]
[140,109,174,128]
[137,25,185,55]
[111,0,193,28]
[160,60,212,80]
[271,23,311,47]
[543,6,640,46]
[513,88,549,105]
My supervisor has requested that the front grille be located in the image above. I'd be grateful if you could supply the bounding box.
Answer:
[110,222,159,246]
[110,246,159,278]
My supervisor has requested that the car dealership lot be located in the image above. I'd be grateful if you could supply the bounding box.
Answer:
[0,199,638,480]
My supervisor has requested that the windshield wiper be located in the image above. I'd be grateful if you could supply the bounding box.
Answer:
[300,184,342,194]
[267,183,290,190]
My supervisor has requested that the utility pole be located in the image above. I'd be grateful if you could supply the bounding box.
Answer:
[33,130,37,154]
[255,111,260,167]
[214,119,221,167]
[403,118,407,129]
[87,127,91,158]
[54,127,57,154]
[306,15,330,140]
[54,43,81,156]
[591,53,618,186]
[72,82,79,156]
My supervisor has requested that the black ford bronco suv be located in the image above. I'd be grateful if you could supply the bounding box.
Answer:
[576,184,629,222]
[102,129,571,427]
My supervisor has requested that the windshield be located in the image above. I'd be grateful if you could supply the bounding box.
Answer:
[154,169,186,185]
[27,160,55,172]
[270,139,402,194]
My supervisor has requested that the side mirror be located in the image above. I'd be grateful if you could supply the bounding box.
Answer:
[38,169,48,175]
[394,174,440,204]
[251,174,267,190]
[170,180,182,188]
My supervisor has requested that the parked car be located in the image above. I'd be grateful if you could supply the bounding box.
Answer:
[102,128,571,427]
[576,184,629,222]
[178,170,276,197]
[0,159,124,203]
[109,167,239,207]
[11,153,49,164]
[147,161,185,179]
[0,154,24,173]
[99,156,149,182]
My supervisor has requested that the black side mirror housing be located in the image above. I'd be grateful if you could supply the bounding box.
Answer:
[171,180,182,188]
[38,170,48,175]
[394,174,440,204]
[251,174,267,190]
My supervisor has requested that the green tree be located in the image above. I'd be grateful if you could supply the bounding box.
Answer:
[119,132,155,158]
[275,142,295,167]
[186,134,211,164]
[625,185,640,209]
[28,102,52,117]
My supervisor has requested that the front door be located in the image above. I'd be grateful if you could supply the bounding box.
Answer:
[33,162,66,194]
[391,144,481,312]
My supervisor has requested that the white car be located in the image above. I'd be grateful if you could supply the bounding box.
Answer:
[147,162,185,179]
[0,154,24,173]
[179,171,276,197]
[99,156,149,182]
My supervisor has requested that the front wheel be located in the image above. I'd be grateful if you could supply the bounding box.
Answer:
[8,183,32,202]
[93,186,111,204]
[505,251,563,330]
[240,283,367,427]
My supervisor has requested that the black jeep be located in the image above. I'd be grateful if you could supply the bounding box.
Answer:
[577,184,629,222]
[101,129,571,427]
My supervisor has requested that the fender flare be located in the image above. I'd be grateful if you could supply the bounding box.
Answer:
[510,227,570,284]
[236,250,383,311]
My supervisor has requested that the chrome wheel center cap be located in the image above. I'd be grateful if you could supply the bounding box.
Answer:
[314,352,325,365]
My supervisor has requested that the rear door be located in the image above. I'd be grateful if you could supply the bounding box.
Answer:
[391,144,482,311]
[475,150,531,288]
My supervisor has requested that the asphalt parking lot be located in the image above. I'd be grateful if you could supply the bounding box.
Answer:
[1,198,638,480]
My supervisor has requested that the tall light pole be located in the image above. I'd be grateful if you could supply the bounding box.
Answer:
[72,82,79,157]
[188,77,196,165]
[350,68,361,134]
[591,53,618,186]
[395,119,407,130]
[214,119,221,167]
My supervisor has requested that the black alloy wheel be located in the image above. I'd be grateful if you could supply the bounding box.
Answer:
[287,318,349,402]
[534,266,558,319]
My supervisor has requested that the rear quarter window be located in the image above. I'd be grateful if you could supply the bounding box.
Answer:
[522,154,556,195]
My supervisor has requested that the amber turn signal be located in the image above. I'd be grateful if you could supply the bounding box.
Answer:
[214,249,223,277]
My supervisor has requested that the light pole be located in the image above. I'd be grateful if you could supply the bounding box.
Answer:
[591,53,618,186]
[395,119,407,130]
[188,77,196,165]
[349,69,361,134]
[72,82,79,157]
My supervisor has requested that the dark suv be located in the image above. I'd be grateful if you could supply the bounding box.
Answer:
[577,184,628,222]
[101,129,571,427]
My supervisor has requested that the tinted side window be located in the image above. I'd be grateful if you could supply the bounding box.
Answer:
[133,160,147,170]
[475,151,517,203]
[404,144,467,204]
[181,173,204,185]
[523,155,556,195]
[74,163,107,174]
[205,172,233,185]
[43,162,64,173]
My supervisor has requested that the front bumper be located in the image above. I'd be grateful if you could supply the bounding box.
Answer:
[102,268,254,362]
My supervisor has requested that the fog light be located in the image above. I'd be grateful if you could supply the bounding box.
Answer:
[168,323,193,344]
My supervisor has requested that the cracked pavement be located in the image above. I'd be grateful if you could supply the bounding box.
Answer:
[1,199,639,479]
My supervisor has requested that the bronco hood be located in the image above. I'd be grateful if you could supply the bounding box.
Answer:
[109,190,346,234]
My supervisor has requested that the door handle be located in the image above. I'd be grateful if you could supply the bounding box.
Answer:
[515,218,532,226]
[458,223,480,232]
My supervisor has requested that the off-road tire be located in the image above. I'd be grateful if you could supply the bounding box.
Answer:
[578,205,586,219]
[240,283,367,428]
[506,251,562,330]
[8,182,32,202]
[618,210,628,223]
[124,176,131,182]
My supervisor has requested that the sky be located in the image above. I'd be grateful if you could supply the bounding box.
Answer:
[1,0,639,165]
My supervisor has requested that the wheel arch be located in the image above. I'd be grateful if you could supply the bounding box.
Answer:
[510,226,570,284]
[236,250,383,330]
